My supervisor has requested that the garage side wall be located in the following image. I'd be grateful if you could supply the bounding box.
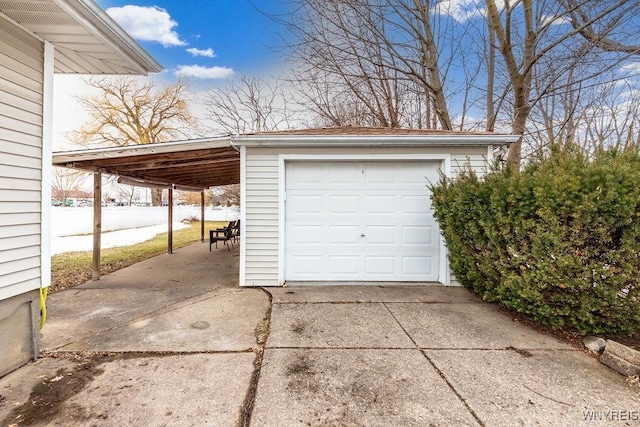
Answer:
[241,145,491,287]
[0,17,44,376]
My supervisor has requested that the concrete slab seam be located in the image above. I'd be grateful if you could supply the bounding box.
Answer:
[272,301,481,305]
[381,302,486,427]
[42,349,256,357]
[238,288,273,427]
[266,346,417,350]
[420,347,580,352]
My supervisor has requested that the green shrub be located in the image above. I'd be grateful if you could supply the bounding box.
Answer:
[431,148,640,334]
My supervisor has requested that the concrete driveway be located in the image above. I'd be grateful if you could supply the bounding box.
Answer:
[0,242,638,426]
[253,287,639,426]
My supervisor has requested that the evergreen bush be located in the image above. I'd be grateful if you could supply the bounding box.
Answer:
[431,148,640,334]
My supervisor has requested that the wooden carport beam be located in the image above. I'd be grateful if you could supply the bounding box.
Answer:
[168,187,173,254]
[201,191,205,243]
[92,171,102,280]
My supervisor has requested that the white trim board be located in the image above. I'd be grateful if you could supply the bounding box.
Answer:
[40,41,54,290]
[239,145,247,286]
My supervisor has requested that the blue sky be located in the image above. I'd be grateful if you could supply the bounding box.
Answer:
[96,0,291,79]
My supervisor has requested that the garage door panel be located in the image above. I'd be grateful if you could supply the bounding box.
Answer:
[288,194,323,214]
[290,255,323,275]
[402,256,433,276]
[402,163,440,185]
[328,195,359,213]
[401,195,432,214]
[329,163,360,184]
[287,163,324,187]
[290,225,323,244]
[328,225,360,244]
[365,256,396,276]
[364,225,395,245]
[329,255,359,275]
[401,226,434,245]
[365,195,395,213]
[365,164,395,184]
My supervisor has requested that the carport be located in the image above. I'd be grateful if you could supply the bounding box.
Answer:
[52,137,239,280]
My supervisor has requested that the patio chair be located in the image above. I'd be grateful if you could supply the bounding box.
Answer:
[231,219,240,243]
[210,221,234,251]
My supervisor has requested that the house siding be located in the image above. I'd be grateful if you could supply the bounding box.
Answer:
[242,144,490,287]
[0,18,43,301]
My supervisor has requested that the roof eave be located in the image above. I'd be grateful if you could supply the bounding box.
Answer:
[232,134,520,147]
[52,137,232,164]
[56,0,162,74]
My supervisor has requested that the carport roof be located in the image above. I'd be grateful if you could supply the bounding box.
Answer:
[52,137,239,190]
[52,127,517,190]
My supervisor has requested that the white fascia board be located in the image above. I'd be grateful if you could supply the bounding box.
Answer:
[52,137,233,164]
[56,0,162,73]
[232,134,519,147]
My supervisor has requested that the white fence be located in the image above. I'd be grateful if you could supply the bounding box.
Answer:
[51,205,240,237]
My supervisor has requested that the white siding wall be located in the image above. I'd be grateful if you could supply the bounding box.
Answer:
[0,18,44,300]
[242,145,490,287]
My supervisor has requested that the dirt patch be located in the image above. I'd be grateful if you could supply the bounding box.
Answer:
[238,288,273,427]
[286,354,314,377]
[285,353,323,397]
[255,319,270,345]
[507,346,534,358]
[1,354,107,426]
[494,304,640,353]
[1,352,177,427]
[291,320,306,335]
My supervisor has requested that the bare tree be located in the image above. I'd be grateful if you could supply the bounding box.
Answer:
[116,185,138,206]
[485,0,640,166]
[177,189,214,206]
[202,74,297,134]
[71,77,197,147]
[218,184,240,206]
[51,167,88,205]
[70,77,197,205]
[280,0,458,129]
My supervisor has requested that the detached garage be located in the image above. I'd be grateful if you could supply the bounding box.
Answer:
[233,127,518,287]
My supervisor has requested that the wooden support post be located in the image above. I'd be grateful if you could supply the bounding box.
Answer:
[92,172,102,280]
[200,190,205,243]
[168,187,173,254]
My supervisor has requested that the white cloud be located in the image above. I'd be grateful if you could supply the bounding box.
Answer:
[433,0,486,23]
[106,5,186,47]
[175,65,234,79]
[541,14,571,27]
[433,0,511,23]
[186,47,216,58]
[620,62,640,73]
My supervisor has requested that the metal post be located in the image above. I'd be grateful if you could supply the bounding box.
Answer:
[92,171,102,280]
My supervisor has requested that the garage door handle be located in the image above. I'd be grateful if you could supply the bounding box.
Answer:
[360,234,366,237]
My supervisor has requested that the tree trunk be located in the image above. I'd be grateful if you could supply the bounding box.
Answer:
[151,188,163,206]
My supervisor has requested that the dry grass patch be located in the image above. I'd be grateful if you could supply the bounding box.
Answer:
[50,221,226,293]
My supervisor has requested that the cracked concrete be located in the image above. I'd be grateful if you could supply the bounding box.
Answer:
[0,242,269,427]
[253,286,640,426]
[1,245,638,426]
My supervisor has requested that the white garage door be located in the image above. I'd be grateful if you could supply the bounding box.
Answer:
[285,161,441,282]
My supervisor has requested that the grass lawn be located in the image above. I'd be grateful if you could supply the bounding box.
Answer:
[50,221,227,293]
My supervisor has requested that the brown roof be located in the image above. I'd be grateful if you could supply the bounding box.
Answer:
[241,126,499,136]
